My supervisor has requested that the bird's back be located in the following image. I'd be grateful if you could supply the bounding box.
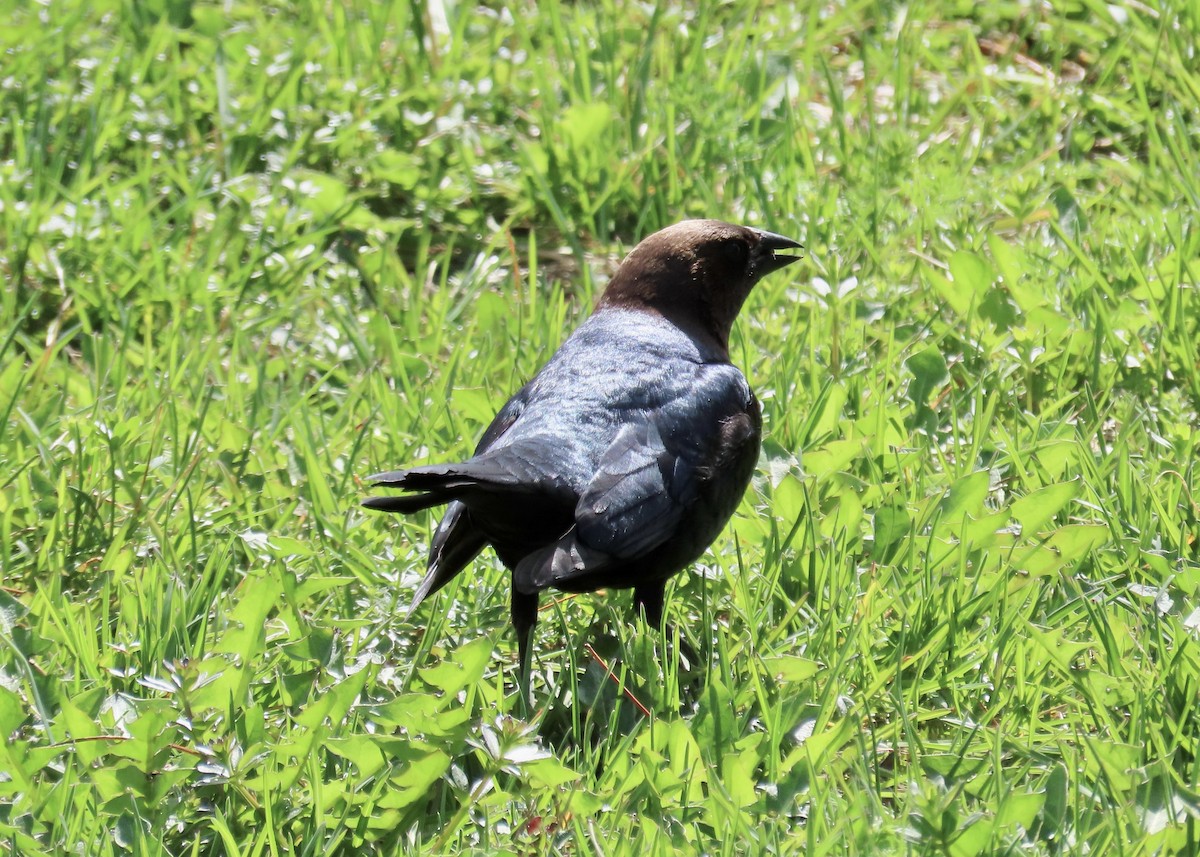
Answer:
[487,309,752,483]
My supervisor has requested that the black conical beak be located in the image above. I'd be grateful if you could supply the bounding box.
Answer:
[752,228,804,278]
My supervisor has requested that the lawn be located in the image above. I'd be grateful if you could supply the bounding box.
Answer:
[2,0,1199,853]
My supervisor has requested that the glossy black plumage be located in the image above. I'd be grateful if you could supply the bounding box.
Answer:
[364,219,802,685]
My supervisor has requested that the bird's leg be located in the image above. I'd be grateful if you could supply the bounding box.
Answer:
[633,582,698,672]
[511,589,538,715]
[633,582,666,629]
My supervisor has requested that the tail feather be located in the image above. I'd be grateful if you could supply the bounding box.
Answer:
[370,441,565,495]
[361,493,443,514]
[406,501,486,616]
[363,463,482,516]
[368,464,477,489]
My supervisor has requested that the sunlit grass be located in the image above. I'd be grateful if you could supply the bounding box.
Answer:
[1,0,1198,853]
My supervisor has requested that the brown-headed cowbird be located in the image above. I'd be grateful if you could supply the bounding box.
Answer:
[364,220,802,687]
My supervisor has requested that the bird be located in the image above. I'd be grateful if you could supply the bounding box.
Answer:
[363,219,802,696]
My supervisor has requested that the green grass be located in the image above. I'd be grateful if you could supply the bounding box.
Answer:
[2,0,1199,853]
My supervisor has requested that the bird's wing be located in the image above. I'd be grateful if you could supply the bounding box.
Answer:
[513,368,760,595]
[511,419,693,593]
[572,420,697,559]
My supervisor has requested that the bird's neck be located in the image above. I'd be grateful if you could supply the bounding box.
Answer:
[593,299,731,362]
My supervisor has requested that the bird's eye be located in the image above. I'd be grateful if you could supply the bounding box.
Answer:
[722,241,749,266]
